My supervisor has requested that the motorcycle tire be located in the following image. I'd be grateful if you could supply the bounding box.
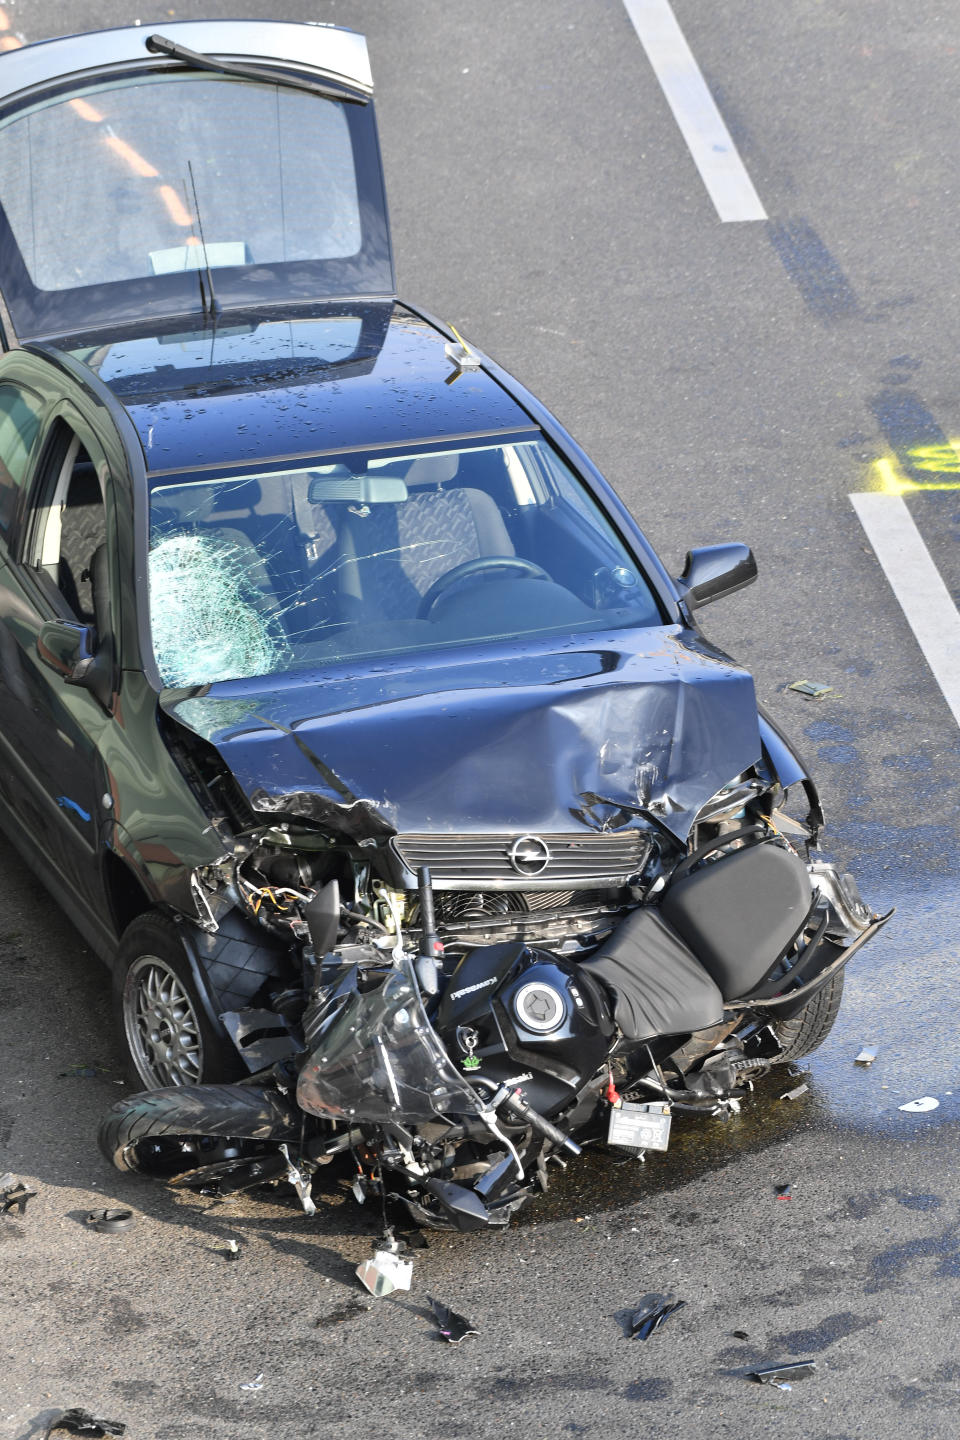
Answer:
[99,1083,300,1175]
[772,971,844,1061]
[112,912,242,1090]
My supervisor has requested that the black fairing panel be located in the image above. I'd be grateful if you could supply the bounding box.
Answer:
[660,842,813,1000]
[581,909,723,1042]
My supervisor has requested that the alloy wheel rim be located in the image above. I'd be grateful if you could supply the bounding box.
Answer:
[124,955,203,1087]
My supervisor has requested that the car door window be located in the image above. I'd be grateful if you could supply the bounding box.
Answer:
[27,422,109,630]
[0,382,43,542]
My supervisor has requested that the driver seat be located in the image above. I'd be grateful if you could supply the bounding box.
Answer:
[335,455,514,621]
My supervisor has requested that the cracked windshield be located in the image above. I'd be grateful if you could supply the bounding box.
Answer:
[148,438,662,685]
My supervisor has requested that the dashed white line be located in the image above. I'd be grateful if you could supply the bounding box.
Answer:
[622,0,767,223]
[851,491,960,729]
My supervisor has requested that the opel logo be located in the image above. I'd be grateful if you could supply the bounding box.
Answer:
[508,834,551,877]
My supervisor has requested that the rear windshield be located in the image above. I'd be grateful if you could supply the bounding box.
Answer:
[0,72,391,336]
[148,438,663,687]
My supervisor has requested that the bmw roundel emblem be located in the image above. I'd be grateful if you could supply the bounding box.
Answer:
[508,834,551,876]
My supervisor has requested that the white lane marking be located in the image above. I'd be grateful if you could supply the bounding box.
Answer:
[851,492,960,729]
[622,0,767,223]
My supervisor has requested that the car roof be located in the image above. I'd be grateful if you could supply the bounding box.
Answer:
[61,304,537,474]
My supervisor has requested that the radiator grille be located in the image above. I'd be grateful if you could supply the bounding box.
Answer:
[392,830,650,891]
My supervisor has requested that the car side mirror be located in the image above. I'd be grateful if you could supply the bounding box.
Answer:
[37,619,97,682]
[676,543,757,610]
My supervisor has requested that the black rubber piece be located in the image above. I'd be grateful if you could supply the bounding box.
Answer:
[771,971,845,1061]
[85,1208,135,1233]
[98,1083,300,1174]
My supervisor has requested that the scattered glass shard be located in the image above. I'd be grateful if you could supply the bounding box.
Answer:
[855,1045,879,1066]
[749,1361,816,1386]
[899,1096,939,1113]
[779,1084,809,1102]
[239,1373,264,1392]
[626,1294,686,1340]
[428,1294,479,1344]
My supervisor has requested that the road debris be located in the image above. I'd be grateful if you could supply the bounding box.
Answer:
[855,1045,879,1066]
[224,1239,241,1262]
[779,1083,809,1102]
[85,1209,135,1234]
[57,1065,110,1078]
[775,1184,792,1201]
[625,1294,686,1340]
[239,1374,264,1392]
[0,1176,37,1217]
[356,1246,413,1298]
[748,1361,817,1389]
[899,1096,939,1113]
[732,1329,749,1340]
[43,1410,126,1437]
[427,1295,479,1345]
[787,680,837,700]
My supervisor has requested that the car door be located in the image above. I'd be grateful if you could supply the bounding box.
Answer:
[0,20,392,347]
[0,392,114,933]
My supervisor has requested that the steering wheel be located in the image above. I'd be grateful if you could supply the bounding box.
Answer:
[418,555,551,619]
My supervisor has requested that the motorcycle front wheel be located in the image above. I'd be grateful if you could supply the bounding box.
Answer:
[99,1083,300,1176]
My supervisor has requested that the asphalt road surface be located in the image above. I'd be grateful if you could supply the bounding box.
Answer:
[2,2,960,1437]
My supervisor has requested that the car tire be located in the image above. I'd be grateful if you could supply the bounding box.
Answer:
[772,971,845,1062]
[99,1083,299,1175]
[113,913,242,1089]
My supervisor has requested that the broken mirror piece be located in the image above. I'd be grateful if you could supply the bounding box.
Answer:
[855,1045,879,1066]
[239,1373,265,1392]
[787,680,836,700]
[748,1360,816,1387]
[427,1295,479,1345]
[779,1083,809,1102]
[626,1294,686,1340]
[85,1208,135,1234]
[43,1411,126,1438]
[774,1184,792,1200]
[356,1249,413,1298]
[899,1096,939,1113]
[1,1180,37,1216]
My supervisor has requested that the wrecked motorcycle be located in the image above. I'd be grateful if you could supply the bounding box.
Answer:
[100,828,888,1232]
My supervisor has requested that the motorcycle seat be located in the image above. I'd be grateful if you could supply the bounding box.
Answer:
[581,908,723,1042]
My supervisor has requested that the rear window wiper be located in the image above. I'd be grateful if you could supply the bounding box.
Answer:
[145,34,368,104]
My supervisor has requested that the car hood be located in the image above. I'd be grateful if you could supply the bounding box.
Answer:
[161,626,762,844]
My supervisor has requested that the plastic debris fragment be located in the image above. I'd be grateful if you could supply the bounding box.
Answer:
[779,1083,809,1102]
[855,1045,879,1066]
[239,1373,264,1392]
[775,1184,792,1200]
[899,1096,939,1113]
[732,1329,749,1340]
[427,1295,479,1345]
[787,680,837,700]
[1,1179,37,1217]
[225,1239,241,1261]
[356,1249,413,1298]
[58,1065,109,1078]
[626,1294,686,1340]
[748,1361,816,1387]
[85,1208,135,1234]
[43,1410,126,1438]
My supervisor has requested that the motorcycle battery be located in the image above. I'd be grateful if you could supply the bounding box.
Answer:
[607,1100,671,1151]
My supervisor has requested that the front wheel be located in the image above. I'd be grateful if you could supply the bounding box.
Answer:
[113,913,241,1089]
[99,1083,300,1177]
[771,971,845,1062]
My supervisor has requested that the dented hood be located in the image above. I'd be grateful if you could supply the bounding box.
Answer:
[161,627,762,843]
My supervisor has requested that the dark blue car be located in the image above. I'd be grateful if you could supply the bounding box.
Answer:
[0,21,874,1094]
